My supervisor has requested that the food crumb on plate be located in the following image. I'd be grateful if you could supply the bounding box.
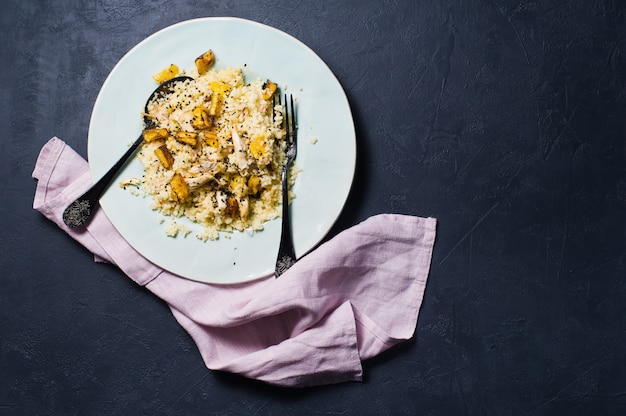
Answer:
[165,221,192,238]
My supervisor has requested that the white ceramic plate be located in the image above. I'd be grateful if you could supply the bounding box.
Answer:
[88,17,356,284]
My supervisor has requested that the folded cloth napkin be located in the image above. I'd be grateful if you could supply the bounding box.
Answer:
[32,137,437,387]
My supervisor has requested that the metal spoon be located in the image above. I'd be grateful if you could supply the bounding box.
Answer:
[62,76,193,228]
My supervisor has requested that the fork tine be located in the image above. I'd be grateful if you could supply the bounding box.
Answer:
[273,92,282,123]
[272,93,276,122]
[290,94,296,144]
[283,94,296,146]
[292,96,298,157]
[284,94,290,140]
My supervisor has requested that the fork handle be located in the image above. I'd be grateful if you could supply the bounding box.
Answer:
[275,166,296,277]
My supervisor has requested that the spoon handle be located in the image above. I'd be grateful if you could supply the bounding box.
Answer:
[89,134,143,198]
[62,134,143,228]
[62,76,194,229]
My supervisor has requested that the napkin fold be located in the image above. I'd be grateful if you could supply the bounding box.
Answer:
[32,137,437,387]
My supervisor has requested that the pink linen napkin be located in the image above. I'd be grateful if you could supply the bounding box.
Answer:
[32,137,437,387]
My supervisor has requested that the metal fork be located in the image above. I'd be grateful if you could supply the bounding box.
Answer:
[275,94,298,277]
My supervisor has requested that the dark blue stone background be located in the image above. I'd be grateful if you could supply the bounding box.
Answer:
[2,0,625,414]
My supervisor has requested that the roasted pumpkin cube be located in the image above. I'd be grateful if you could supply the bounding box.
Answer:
[154,145,174,169]
[208,93,220,116]
[195,49,215,75]
[226,196,239,218]
[228,175,247,195]
[262,80,277,100]
[153,64,179,83]
[209,81,230,95]
[142,128,168,143]
[203,131,220,148]
[248,175,261,195]
[249,135,268,160]
[191,106,213,129]
[170,173,189,202]
[175,131,198,146]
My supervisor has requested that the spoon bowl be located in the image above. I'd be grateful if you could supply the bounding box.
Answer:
[62,76,193,228]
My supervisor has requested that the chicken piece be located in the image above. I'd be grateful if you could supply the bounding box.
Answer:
[186,161,218,190]
[230,128,248,171]
[186,173,216,191]
[142,128,168,143]
[236,195,249,220]
[119,177,142,188]
[145,103,169,126]
[262,80,277,100]
[195,50,215,75]
[170,173,189,202]
[215,191,228,212]
[175,131,198,146]
[187,160,217,175]
[191,106,213,130]
[154,145,174,169]
[153,64,179,83]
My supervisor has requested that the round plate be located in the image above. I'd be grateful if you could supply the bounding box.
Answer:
[88,17,356,284]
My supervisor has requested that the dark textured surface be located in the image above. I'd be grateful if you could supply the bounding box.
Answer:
[2,0,626,414]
